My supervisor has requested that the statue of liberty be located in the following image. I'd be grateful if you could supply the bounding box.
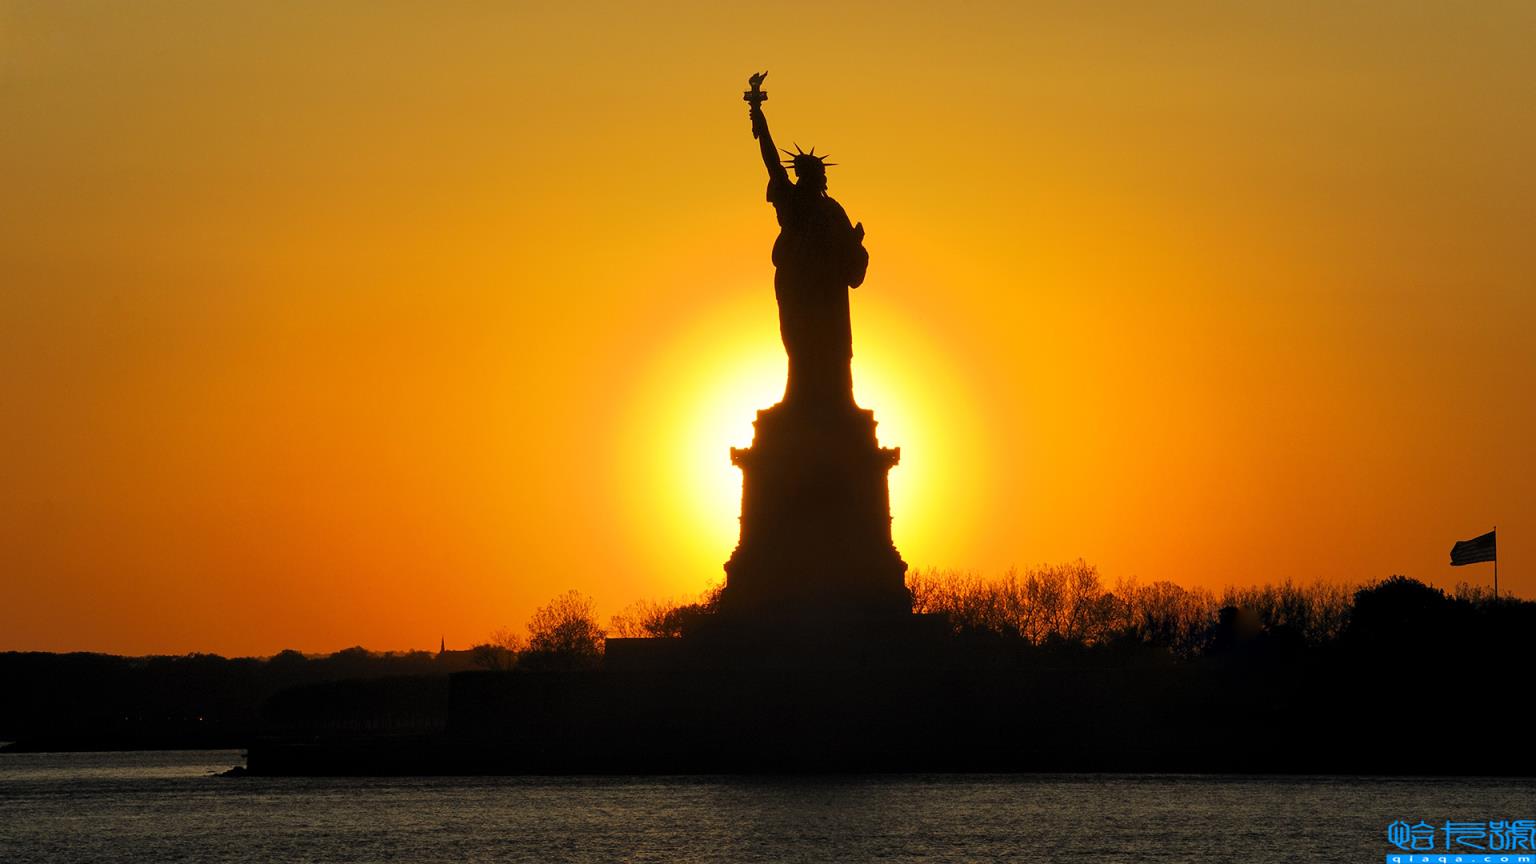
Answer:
[745,72,868,410]
[722,72,908,625]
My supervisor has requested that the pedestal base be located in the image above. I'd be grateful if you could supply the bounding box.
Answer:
[720,400,910,626]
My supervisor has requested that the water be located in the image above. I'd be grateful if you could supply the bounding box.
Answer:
[2,750,1533,862]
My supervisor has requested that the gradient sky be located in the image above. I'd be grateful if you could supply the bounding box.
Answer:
[3,1,1533,655]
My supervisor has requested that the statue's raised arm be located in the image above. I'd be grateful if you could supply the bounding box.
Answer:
[744,72,788,185]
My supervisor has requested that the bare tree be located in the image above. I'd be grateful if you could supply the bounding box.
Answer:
[470,626,524,671]
[609,583,723,639]
[526,590,605,665]
[609,598,673,639]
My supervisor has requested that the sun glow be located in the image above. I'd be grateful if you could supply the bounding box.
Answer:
[621,285,988,598]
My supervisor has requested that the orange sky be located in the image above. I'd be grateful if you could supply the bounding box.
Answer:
[3,2,1533,655]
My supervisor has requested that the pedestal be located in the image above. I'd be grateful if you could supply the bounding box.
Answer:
[720,401,911,625]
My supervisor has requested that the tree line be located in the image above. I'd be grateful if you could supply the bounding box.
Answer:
[473,562,1523,666]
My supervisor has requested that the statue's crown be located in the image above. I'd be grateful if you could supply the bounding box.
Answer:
[780,143,836,174]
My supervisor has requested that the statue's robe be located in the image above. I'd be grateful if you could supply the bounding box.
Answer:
[767,174,868,409]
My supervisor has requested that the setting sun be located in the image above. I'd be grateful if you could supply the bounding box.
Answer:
[620,284,987,603]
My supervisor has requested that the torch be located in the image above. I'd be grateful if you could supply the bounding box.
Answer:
[744,71,768,138]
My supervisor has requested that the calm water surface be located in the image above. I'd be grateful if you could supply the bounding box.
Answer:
[2,750,1533,862]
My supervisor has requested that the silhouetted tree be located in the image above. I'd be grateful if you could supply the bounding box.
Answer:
[910,562,1125,647]
[907,565,1367,657]
[523,590,604,669]
[1342,575,1458,661]
[609,599,670,639]
[1110,578,1217,656]
[609,584,722,639]
[470,627,524,671]
[1219,579,1352,645]
[1348,576,1447,633]
[1452,580,1499,604]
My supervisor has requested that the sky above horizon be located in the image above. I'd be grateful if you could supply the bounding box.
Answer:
[3,1,1533,655]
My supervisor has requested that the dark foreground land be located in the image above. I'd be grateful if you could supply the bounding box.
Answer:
[249,628,1523,776]
[4,576,1530,775]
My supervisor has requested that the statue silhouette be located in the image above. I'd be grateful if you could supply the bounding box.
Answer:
[748,82,868,409]
[721,74,910,629]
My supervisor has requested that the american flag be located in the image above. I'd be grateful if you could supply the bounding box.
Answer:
[1450,529,1497,566]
